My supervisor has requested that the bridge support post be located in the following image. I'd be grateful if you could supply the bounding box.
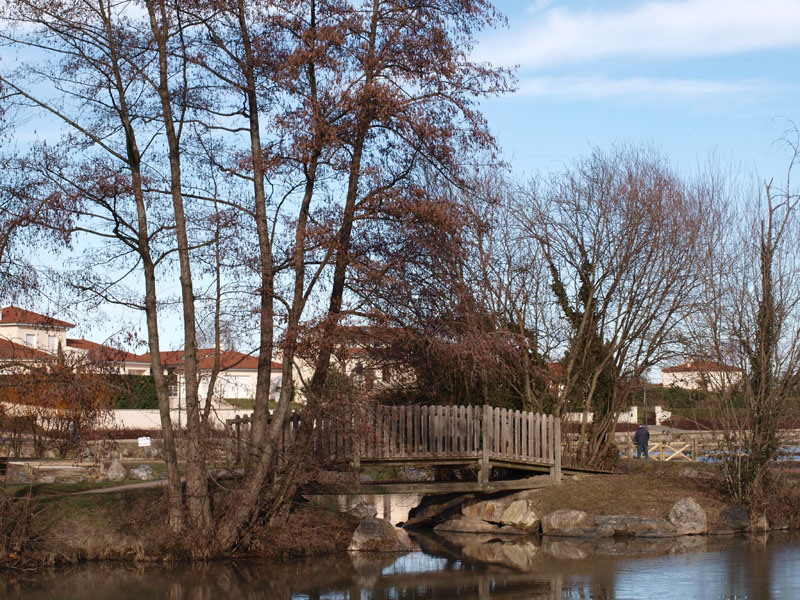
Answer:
[479,405,491,485]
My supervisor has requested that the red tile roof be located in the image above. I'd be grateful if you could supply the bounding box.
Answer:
[66,338,146,363]
[0,306,75,328]
[662,360,742,374]
[0,338,54,361]
[136,348,281,371]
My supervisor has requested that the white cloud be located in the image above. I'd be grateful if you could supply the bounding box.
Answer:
[525,0,556,14]
[517,76,783,99]
[480,0,800,69]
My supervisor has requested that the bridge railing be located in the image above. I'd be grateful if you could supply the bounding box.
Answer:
[226,404,561,478]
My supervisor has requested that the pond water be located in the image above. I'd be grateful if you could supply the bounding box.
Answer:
[3,532,799,599]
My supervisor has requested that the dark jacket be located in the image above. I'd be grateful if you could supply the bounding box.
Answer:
[633,426,650,446]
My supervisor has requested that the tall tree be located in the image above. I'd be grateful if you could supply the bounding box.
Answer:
[1,0,510,550]
[516,146,705,467]
[690,131,800,504]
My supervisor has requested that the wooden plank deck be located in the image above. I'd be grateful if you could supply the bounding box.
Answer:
[308,475,558,495]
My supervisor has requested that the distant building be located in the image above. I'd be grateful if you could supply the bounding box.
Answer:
[0,305,282,408]
[661,360,742,391]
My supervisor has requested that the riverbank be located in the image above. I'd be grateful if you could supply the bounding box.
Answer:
[2,457,799,569]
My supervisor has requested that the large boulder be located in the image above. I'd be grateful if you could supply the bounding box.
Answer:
[541,509,588,534]
[129,464,155,481]
[434,516,502,534]
[634,523,680,537]
[462,498,508,523]
[498,500,540,532]
[348,500,378,520]
[107,459,127,482]
[348,518,415,552]
[668,497,707,535]
[594,515,676,537]
[719,506,749,531]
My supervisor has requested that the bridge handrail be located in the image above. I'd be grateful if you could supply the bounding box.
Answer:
[226,404,561,473]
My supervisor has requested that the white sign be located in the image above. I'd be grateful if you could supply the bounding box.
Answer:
[138,436,152,447]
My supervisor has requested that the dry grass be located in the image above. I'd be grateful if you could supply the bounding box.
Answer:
[522,459,730,526]
[247,502,360,560]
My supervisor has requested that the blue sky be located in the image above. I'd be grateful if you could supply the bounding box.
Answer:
[475,0,800,180]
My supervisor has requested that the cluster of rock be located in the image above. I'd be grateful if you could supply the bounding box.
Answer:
[347,500,417,552]
[408,489,775,538]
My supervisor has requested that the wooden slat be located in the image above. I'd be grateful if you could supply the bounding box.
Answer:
[390,406,398,458]
[422,405,429,456]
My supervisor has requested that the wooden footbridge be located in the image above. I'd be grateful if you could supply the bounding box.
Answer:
[227,405,563,494]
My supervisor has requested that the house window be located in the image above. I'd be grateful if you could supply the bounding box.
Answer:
[25,334,36,348]
[48,335,57,352]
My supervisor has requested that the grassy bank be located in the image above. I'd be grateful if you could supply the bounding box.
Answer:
[1,481,359,569]
[3,458,799,569]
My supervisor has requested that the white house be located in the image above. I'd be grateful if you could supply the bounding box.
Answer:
[0,305,74,357]
[662,360,742,391]
[137,348,283,408]
[0,306,283,408]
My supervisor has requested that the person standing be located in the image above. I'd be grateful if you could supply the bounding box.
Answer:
[633,425,650,460]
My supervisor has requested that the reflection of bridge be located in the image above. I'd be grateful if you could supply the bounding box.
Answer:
[227,405,563,494]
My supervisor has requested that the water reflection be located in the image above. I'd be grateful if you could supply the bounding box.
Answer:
[3,532,800,599]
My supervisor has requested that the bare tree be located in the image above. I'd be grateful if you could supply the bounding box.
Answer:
[515,146,706,467]
[690,128,800,504]
[1,0,510,551]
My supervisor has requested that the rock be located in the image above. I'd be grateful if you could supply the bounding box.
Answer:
[541,509,588,534]
[668,497,707,535]
[462,498,508,523]
[751,514,769,532]
[107,459,127,482]
[679,467,715,480]
[498,500,540,532]
[547,524,615,538]
[121,447,131,457]
[38,475,57,484]
[434,516,502,534]
[145,447,161,459]
[129,464,155,481]
[593,515,675,536]
[719,506,749,531]
[43,449,59,459]
[635,524,680,538]
[348,518,415,552]
[709,525,736,536]
[349,501,378,519]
